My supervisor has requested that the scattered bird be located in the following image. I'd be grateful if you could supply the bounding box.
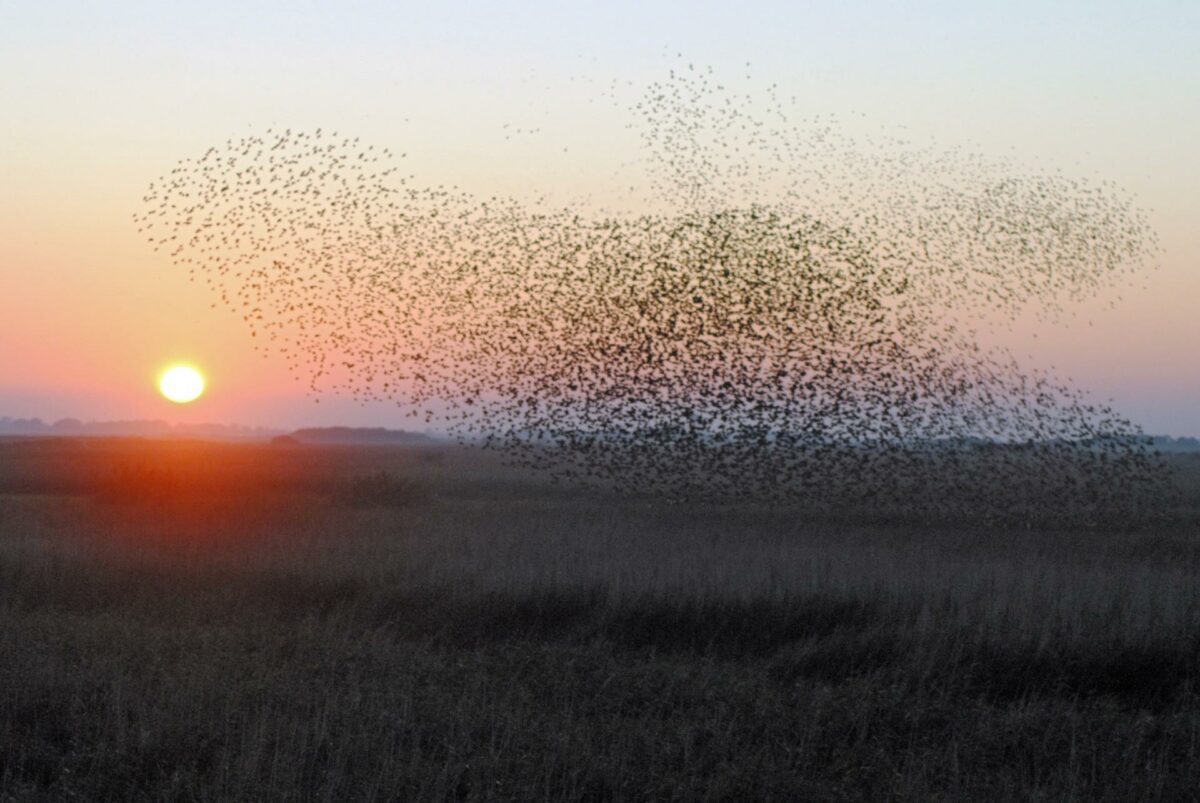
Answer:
[132,62,1170,522]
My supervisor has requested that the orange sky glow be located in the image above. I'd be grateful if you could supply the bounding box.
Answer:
[2,2,1197,434]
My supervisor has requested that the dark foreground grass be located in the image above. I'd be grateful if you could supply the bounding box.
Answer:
[1,439,1200,800]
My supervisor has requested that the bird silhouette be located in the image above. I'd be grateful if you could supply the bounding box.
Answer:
[132,61,1171,524]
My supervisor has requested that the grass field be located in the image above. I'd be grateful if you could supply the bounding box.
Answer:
[2,437,1200,801]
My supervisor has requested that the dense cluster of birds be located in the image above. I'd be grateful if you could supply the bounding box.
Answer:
[134,64,1171,520]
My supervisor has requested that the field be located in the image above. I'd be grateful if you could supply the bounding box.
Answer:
[2,437,1200,801]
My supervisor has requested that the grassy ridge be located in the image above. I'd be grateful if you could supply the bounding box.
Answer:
[1,440,1199,800]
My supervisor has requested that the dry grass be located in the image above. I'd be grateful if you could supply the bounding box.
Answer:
[1,438,1199,800]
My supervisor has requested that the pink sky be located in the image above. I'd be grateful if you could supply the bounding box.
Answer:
[2,2,1197,434]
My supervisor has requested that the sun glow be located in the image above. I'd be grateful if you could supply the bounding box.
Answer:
[158,365,205,403]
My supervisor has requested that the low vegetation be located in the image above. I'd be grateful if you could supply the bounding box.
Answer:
[1,438,1199,800]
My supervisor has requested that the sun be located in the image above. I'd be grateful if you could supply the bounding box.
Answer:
[158,365,206,403]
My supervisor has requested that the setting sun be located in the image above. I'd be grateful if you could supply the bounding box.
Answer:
[158,365,205,403]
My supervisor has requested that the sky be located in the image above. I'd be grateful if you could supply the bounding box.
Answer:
[2,0,1198,433]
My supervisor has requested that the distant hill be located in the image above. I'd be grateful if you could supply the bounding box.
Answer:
[0,417,283,441]
[286,427,436,445]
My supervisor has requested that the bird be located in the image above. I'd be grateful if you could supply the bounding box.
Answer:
[130,60,1171,524]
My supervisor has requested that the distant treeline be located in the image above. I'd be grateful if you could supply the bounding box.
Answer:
[0,417,439,445]
[0,417,281,440]
[1149,435,1200,453]
[1,416,1195,452]
[280,427,436,445]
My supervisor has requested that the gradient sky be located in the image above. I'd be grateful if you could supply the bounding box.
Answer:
[2,1,1197,433]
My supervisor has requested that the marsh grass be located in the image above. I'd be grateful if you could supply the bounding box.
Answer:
[1,438,1199,800]
[330,471,432,509]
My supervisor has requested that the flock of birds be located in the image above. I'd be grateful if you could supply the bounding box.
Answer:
[134,64,1172,521]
